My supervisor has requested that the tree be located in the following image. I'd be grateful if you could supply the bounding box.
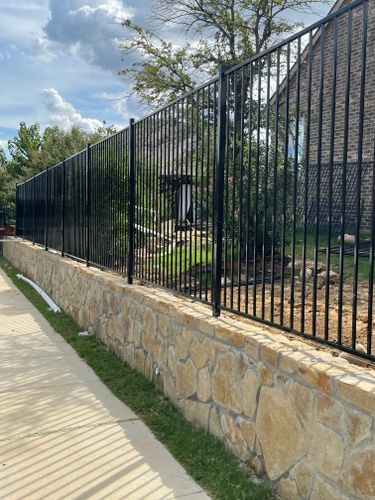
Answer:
[7,122,42,178]
[6,123,115,179]
[119,0,331,107]
[0,146,6,169]
[31,125,116,173]
[2,122,116,218]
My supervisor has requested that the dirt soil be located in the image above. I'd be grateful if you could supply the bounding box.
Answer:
[221,280,375,367]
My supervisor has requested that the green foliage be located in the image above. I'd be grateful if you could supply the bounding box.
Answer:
[0,121,116,216]
[7,122,42,177]
[119,0,332,107]
[119,21,195,107]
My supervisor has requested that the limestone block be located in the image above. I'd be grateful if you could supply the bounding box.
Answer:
[316,393,344,433]
[238,418,255,452]
[179,400,210,430]
[153,335,167,366]
[310,477,346,500]
[158,314,176,340]
[167,347,176,375]
[220,414,248,460]
[337,376,375,414]
[163,368,177,402]
[290,383,314,429]
[208,407,223,439]
[144,352,154,381]
[344,408,372,447]
[175,334,189,360]
[124,343,135,368]
[342,448,375,499]
[242,369,259,418]
[142,321,157,353]
[293,461,314,498]
[251,456,264,476]
[256,386,306,480]
[128,320,142,347]
[197,368,211,403]
[277,478,299,500]
[311,424,345,482]
[142,307,157,333]
[202,338,216,367]
[134,348,145,373]
[212,352,242,413]
[258,363,275,386]
[190,337,208,369]
[176,359,197,398]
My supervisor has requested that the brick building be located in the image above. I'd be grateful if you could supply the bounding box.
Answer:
[277,0,375,230]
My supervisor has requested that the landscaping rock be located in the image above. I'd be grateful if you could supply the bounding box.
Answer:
[338,233,355,244]
[317,270,339,288]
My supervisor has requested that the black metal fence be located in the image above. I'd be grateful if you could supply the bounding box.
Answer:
[0,209,5,230]
[16,0,375,362]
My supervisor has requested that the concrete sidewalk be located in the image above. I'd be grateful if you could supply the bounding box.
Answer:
[0,268,209,500]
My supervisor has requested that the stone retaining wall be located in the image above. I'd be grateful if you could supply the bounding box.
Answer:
[4,240,375,499]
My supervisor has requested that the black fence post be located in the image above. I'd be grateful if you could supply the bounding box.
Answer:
[61,160,65,257]
[44,168,48,250]
[15,183,19,237]
[127,118,135,284]
[23,182,26,241]
[212,65,227,317]
[86,144,91,267]
[32,175,35,245]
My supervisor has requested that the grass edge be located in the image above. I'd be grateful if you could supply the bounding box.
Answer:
[0,255,274,500]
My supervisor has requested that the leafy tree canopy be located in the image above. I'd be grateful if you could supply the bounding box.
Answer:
[0,122,115,216]
[119,0,332,107]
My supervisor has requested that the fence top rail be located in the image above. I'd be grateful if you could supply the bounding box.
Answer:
[89,125,129,150]
[225,0,367,75]
[133,76,218,126]
[17,126,131,188]
[18,169,45,186]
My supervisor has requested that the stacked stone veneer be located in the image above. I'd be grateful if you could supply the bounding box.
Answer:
[5,240,375,500]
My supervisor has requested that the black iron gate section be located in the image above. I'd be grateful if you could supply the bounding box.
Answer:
[16,0,375,362]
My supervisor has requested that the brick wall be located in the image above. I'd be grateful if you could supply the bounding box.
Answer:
[278,0,375,231]
[298,161,374,230]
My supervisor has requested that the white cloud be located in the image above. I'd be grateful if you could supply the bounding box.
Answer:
[0,44,17,61]
[0,139,8,150]
[44,0,134,71]
[0,51,11,61]
[31,37,56,62]
[0,1,49,40]
[43,88,103,132]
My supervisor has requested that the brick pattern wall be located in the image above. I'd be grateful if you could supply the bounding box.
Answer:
[298,161,374,230]
[283,0,375,164]
[278,0,375,231]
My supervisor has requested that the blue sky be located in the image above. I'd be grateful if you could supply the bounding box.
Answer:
[0,0,333,151]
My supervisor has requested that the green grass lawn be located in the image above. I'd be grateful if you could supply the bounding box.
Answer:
[286,229,372,283]
[0,255,273,500]
[150,226,372,286]
[154,241,213,275]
